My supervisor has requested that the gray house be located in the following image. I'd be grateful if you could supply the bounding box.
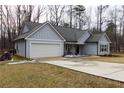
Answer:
[14,21,111,58]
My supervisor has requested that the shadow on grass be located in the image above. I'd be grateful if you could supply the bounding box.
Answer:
[100,54,123,57]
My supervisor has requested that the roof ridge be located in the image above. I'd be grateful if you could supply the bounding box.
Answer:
[52,25,87,32]
[24,21,87,32]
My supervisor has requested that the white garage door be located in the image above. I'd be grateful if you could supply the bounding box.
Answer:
[30,43,61,58]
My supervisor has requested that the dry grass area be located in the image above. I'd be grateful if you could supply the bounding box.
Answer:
[81,53,124,64]
[0,63,124,88]
[12,55,31,61]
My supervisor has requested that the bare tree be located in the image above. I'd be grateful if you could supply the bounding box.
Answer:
[67,5,73,28]
[117,5,124,51]
[73,5,85,29]
[86,6,92,30]
[4,6,12,48]
[113,6,118,52]
[121,6,124,49]
[33,6,45,22]
[96,5,109,32]
[1,5,46,49]
[48,5,65,26]
[0,5,3,50]
[16,5,21,35]
[107,6,119,52]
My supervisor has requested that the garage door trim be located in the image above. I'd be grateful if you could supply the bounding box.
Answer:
[29,41,63,58]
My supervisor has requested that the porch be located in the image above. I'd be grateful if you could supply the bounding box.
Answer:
[64,43,84,56]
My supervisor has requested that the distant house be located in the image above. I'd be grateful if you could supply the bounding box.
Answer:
[14,21,111,58]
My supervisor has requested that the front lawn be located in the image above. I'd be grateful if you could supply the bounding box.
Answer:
[12,55,31,61]
[81,53,124,64]
[0,63,124,88]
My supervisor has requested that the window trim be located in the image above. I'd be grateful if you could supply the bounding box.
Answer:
[100,44,108,52]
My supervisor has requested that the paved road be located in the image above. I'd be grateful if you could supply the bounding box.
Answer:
[44,60,124,82]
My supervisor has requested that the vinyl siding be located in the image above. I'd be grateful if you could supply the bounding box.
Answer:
[28,24,62,40]
[83,43,98,55]
[98,35,110,55]
[25,24,64,58]
[15,39,26,57]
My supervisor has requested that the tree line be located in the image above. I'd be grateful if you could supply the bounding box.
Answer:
[0,5,124,53]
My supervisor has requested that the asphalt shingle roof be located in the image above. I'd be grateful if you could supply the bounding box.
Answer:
[52,25,86,42]
[26,22,42,31]
[15,22,107,43]
[14,22,87,42]
[86,32,105,43]
[14,22,43,40]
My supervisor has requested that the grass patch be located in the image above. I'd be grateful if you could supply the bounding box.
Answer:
[81,53,124,64]
[0,63,124,88]
[12,55,32,61]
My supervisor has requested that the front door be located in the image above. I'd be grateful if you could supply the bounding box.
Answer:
[65,44,80,55]
[76,45,79,55]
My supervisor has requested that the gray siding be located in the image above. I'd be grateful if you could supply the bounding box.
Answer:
[79,45,84,55]
[28,24,62,40]
[15,39,26,57]
[83,43,98,55]
[25,24,64,58]
[98,35,110,55]
[26,40,30,58]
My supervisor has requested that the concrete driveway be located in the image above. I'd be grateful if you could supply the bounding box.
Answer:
[44,60,124,82]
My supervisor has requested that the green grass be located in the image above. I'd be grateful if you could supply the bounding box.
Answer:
[0,63,124,88]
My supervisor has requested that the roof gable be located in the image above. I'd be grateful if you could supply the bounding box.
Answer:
[25,22,65,41]
[86,32,111,43]
[99,33,111,43]
[28,23,63,41]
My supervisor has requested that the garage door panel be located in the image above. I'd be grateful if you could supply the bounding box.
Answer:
[30,43,61,58]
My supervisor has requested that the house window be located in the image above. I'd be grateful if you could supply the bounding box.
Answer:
[100,44,108,52]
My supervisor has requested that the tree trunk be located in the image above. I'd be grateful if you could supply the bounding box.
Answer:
[70,5,72,28]
[0,5,3,50]
[99,5,102,32]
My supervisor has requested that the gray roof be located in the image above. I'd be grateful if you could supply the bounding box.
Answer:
[14,22,87,42]
[86,32,105,43]
[15,22,107,43]
[26,22,42,31]
[14,22,44,40]
[52,25,86,42]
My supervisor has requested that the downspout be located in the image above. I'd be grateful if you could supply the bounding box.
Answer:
[97,42,98,56]
[63,41,65,57]
[25,39,26,58]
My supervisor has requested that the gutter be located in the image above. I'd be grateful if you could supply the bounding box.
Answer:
[25,39,26,58]
[97,42,98,56]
